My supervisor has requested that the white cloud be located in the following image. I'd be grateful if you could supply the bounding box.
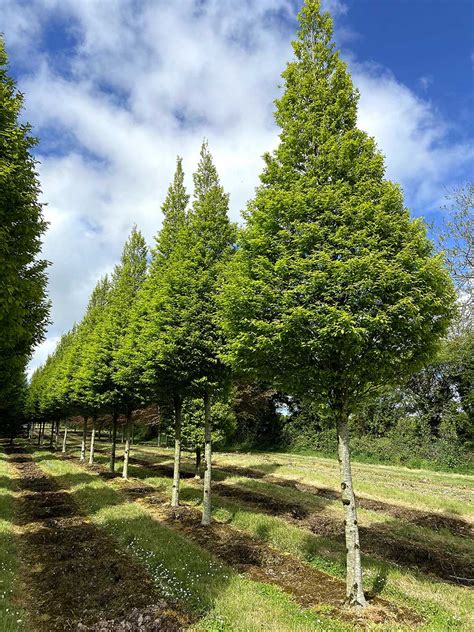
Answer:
[353,63,474,208]
[2,0,471,374]
[27,336,60,379]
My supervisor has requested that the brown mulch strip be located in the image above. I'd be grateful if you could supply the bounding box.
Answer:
[122,454,474,585]
[124,484,422,628]
[61,451,422,628]
[107,452,473,586]
[7,446,190,632]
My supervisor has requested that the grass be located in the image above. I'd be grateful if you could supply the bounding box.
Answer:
[0,452,26,632]
[33,438,474,630]
[32,450,347,631]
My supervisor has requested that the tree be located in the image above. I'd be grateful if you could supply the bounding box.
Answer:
[219,0,455,606]
[439,184,473,328]
[186,141,235,524]
[0,36,49,430]
[120,157,190,499]
[86,226,148,475]
[70,275,111,461]
[232,381,284,448]
[129,145,235,519]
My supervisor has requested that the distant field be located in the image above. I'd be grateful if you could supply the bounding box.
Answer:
[2,437,473,631]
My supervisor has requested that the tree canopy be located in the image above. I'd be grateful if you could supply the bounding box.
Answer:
[0,36,49,430]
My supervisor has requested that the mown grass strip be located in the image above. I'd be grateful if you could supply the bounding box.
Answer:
[33,449,348,632]
[0,450,27,632]
[58,442,474,630]
[100,449,472,632]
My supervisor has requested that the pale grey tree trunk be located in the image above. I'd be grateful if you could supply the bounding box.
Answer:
[337,411,366,607]
[122,411,132,479]
[171,397,182,507]
[80,416,88,462]
[37,420,43,446]
[194,446,202,479]
[49,421,54,448]
[54,420,60,449]
[157,430,161,447]
[201,392,212,526]
[62,422,68,453]
[89,417,97,464]
[110,412,118,473]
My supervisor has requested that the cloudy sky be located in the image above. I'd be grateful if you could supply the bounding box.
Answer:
[2,0,473,373]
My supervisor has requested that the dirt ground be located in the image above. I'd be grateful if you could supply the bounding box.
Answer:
[210,482,474,586]
[125,454,473,585]
[73,453,422,628]
[7,446,190,631]
[129,455,473,539]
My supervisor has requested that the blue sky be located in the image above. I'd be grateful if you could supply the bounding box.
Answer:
[1,0,473,371]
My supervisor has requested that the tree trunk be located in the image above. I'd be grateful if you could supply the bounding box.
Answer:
[171,396,182,507]
[62,422,68,453]
[49,421,54,449]
[37,421,43,446]
[110,412,118,472]
[54,420,60,449]
[337,411,366,607]
[80,416,88,463]
[194,446,202,479]
[122,411,132,479]
[201,392,212,526]
[157,430,161,447]
[89,417,97,464]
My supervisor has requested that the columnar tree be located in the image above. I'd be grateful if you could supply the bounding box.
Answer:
[121,157,190,501]
[0,37,49,431]
[186,142,235,524]
[71,275,111,461]
[86,226,148,475]
[219,0,455,606]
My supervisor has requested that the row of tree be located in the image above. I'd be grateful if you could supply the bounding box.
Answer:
[27,142,234,528]
[0,37,49,436]
[25,0,457,607]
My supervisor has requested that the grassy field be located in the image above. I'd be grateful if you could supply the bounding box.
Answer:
[2,436,473,631]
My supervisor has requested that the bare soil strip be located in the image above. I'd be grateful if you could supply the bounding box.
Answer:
[7,446,190,632]
[205,462,474,540]
[65,453,421,628]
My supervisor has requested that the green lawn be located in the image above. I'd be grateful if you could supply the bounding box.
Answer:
[13,437,474,631]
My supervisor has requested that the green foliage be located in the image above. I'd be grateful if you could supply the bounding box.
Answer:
[154,156,189,266]
[0,36,49,427]
[131,142,235,405]
[231,381,285,448]
[220,0,455,415]
[70,275,111,415]
[84,226,148,414]
[181,396,236,451]
[438,184,473,327]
